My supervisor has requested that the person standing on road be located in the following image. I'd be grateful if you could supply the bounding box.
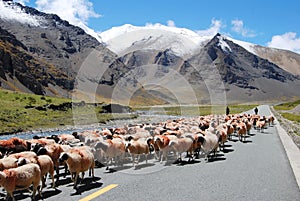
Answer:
[226,106,230,115]
[254,107,258,115]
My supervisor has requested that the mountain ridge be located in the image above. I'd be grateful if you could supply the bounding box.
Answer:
[0,1,300,105]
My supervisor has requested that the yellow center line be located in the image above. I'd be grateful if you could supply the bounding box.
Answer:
[79,184,118,201]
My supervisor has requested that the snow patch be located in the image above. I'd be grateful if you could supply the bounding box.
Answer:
[217,35,232,52]
[0,1,44,26]
[226,36,256,55]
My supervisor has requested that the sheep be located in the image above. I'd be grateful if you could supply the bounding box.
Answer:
[0,138,31,157]
[0,163,41,201]
[154,135,177,163]
[59,146,95,189]
[197,128,219,161]
[125,137,154,167]
[7,151,38,164]
[225,123,235,140]
[267,115,275,125]
[32,143,64,182]
[0,156,18,171]
[256,117,266,132]
[18,154,55,189]
[94,138,126,170]
[168,134,194,162]
[236,122,247,142]
[216,124,228,150]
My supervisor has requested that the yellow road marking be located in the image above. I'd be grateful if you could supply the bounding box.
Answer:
[79,184,118,201]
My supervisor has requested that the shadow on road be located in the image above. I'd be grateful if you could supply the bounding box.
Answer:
[174,159,201,166]
[40,188,62,200]
[71,177,103,196]
[222,148,234,153]
[104,165,133,173]
[134,163,156,170]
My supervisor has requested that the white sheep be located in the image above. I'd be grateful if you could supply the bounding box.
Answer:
[197,129,219,161]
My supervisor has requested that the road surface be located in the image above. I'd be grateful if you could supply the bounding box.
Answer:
[3,105,300,201]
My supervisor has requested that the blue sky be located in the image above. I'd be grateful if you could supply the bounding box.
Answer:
[17,0,300,53]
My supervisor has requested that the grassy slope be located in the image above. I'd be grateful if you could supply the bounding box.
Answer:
[274,99,300,123]
[0,89,264,135]
[0,90,136,134]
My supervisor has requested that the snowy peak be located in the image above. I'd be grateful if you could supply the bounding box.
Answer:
[100,24,212,57]
[100,24,263,59]
[0,1,44,26]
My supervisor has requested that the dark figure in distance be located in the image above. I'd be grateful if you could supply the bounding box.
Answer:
[226,106,230,115]
[254,107,258,115]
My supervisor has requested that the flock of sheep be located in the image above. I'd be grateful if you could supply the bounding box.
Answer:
[0,112,275,200]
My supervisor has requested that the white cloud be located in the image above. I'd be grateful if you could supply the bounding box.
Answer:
[32,0,102,42]
[267,32,300,53]
[231,19,256,37]
[196,19,222,36]
[35,0,101,26]
[167,20,176,27]
[15,0,30,5]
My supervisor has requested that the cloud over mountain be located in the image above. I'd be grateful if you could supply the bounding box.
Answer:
[267,32,300,53]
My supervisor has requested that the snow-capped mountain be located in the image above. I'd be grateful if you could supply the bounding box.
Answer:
[100,23,300,77]
[1,1,300,105]
[100,24,258,57]
[100,24,212,58]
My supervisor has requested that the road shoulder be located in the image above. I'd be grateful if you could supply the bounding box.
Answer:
[270,108,300,189]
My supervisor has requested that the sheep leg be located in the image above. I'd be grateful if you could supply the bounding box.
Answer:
[6,192,15,201]
[42,175,46,189]
[90,163,95,178]
[64,164,68,177]
[49,169,55,188]
[55,166,60,182]
[73,173,79,189]
[161,151,166,163]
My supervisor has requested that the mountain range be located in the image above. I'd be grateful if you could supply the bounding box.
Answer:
[1,0,300,105]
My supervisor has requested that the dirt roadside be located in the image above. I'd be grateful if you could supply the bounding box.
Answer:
[271,106,300,150]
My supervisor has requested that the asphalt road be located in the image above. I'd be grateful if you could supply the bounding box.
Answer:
[3,105,300,201]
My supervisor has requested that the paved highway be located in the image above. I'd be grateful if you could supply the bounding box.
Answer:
[5,105,300,201]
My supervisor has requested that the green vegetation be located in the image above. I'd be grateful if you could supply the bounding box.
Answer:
[274,99,300,123]
[0,90,137,135]
[274,99,300,110]
[134,104,258,116]
[280,113,300,123]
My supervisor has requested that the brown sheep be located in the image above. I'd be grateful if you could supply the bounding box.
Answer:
[0,163,41,201]
[94,138,126,170]
[59,146,95,189]
[0,157,18,171]
[125,138,154,167]
[33,143,64,182]
[0,138,31,157]
[18,154,55,189]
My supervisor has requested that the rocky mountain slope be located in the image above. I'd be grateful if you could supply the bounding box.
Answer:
[1,1,300,105]
[107,32,300,104]
[0,1,167,105]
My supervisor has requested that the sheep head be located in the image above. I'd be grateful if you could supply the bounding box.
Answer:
[59,153,69,163]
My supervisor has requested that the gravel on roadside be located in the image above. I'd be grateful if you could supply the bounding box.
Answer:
[271,106,300,150]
